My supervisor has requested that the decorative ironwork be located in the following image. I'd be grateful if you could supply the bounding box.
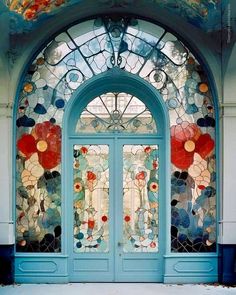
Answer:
[76,92,157,134]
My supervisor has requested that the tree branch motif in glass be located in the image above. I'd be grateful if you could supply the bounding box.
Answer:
[123,145,159,252]
[73,145,109,253]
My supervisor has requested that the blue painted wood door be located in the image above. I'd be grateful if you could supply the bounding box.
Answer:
[68,136,164,282]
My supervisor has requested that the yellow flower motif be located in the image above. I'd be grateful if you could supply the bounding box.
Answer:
[74,200,84,209]
[73,160,80,169]
[74,182,83,193]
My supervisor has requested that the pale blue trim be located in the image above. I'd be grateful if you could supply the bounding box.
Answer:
[63,69,169,281]
[65,68,169,137]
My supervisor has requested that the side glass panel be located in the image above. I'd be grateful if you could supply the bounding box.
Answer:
[73,145,109,252]
[123,145,159,252]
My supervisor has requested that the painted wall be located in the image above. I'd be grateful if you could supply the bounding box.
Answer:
[0,5,14,246]
[220,0,236,245]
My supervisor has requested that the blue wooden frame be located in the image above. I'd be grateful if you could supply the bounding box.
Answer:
[64,69,168,282]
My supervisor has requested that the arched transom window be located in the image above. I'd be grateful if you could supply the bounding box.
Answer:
[76,92,157,134]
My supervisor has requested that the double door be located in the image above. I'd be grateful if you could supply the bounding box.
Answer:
[68,137,164,282]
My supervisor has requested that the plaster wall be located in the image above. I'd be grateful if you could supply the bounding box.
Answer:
[0,8,14,245]
[220,43,236,244]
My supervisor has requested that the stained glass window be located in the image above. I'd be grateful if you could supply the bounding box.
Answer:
[76,92,157,134]
[16,17,216,253]
[123,145,159,252]
[73,145,109,253]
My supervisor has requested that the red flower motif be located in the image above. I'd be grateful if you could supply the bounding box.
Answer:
[135,171,146,180]
[124,215,131,222]
[101,215,108,222]
[88,218,95,229]
[74,181,83,193]
[171,122,214,170]
[80,146,88,154]
[149,182,159,192]
[153,160,158,169]
[87,171,96,181]
[17,121,61,170]
[144,146,151,154]
[150,241,156,248]
[198,185,206,190]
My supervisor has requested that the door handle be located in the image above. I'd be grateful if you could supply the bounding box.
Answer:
[117,241,124,247]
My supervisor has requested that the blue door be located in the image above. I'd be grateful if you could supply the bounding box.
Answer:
[68,137,164,282]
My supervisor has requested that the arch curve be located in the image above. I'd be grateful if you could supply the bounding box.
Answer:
[15,15,217,256]
[10,2,221,103]
[65,68,169,136]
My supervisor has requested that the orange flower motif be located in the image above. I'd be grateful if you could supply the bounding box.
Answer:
[87,171,96,181]
[135,171,146,180]
[135,171,146,189]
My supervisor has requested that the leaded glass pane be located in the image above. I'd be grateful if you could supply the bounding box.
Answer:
[16,122,62,252]
[76,92,157,134]
[16,16,216,253]
[73,145,109,253]
[123,145,159,252]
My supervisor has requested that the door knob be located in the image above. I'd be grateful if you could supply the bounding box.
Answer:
[117,241,124,247]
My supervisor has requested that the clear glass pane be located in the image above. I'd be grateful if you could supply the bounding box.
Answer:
[73,145,109,252]
[123,145,159,252]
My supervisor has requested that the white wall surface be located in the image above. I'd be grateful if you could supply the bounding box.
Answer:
[0,9,14,244]
[220,38,236,244]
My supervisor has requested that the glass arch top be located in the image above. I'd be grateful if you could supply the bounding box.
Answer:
[76,92,157,134]
[16,17,216,253]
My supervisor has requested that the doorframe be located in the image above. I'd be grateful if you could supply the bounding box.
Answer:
[63,69,170,282]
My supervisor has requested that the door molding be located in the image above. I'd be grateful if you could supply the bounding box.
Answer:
[63,70,170,282]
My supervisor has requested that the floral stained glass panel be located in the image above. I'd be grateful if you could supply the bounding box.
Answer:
[123,145,159,252]
[16,121,62,252]
[73,145,109,253]
[16,17,216,253]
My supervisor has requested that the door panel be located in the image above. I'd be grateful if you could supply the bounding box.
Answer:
[70,141,114,282]
[69,138,163,282]
[73,144,109,253]
[122,144,159,253]
[115,141,163,282]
